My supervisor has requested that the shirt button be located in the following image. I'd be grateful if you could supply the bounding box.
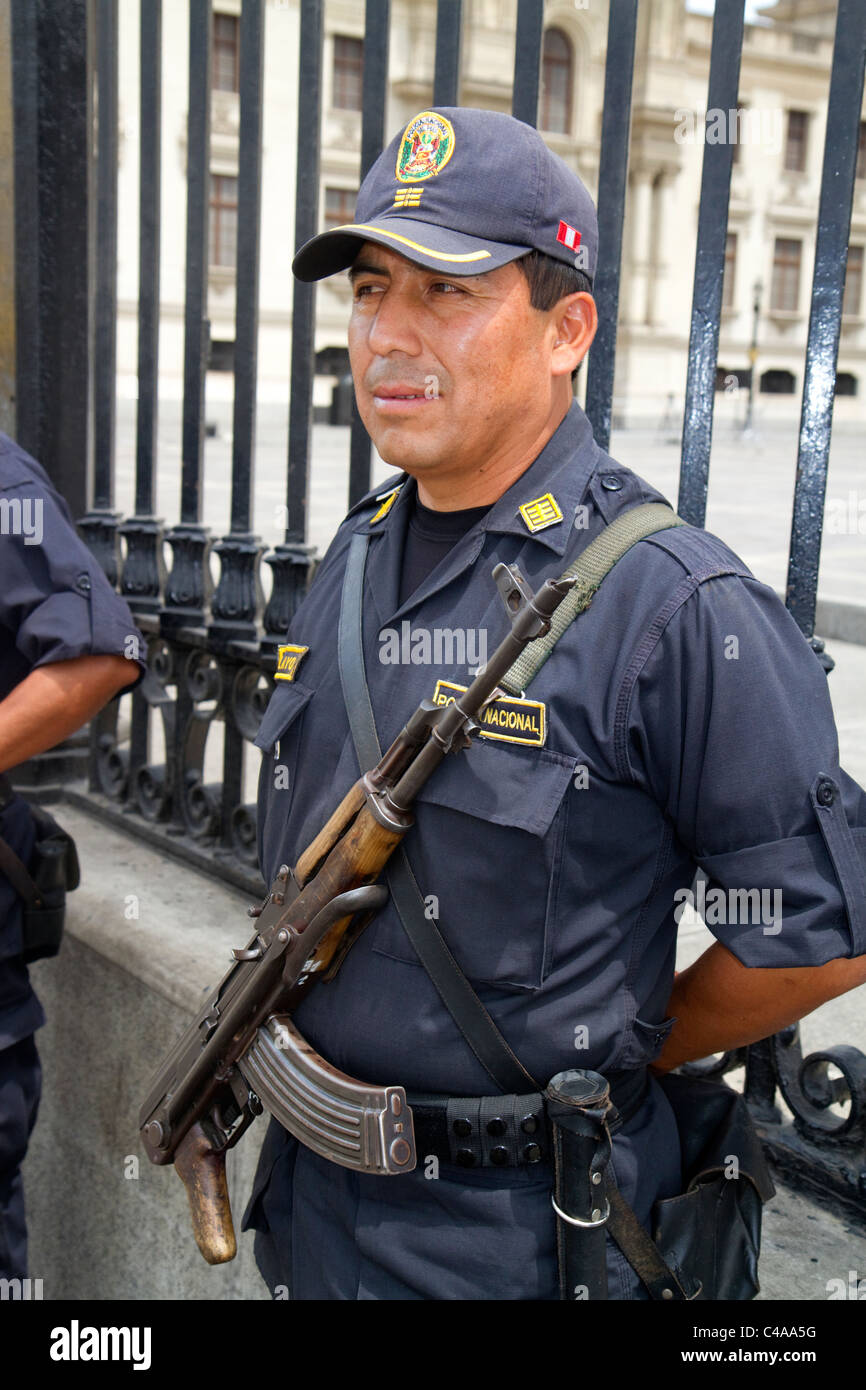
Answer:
[486,1118,506,1137]
[452,1118,472,1138]
[817,780,836,806]
[600,474,623,491]
[523,1142,542,1163]
[520,1114,538,1135]
[455,1148,476,1168]
[490,1146,509,1166]
[76,572,92,593]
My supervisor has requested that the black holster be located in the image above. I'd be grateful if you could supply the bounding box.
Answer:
[545,1068,616,1301]
[0,778,80,964]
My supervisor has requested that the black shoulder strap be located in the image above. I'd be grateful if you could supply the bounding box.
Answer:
[338,529,538,1094]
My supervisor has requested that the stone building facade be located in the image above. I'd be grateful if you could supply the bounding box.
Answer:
[113,0,866,426]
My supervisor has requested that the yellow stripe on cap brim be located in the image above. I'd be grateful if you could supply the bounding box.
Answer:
[332,223,492,264]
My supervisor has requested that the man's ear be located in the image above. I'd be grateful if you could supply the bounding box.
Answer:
[551,292,598,378]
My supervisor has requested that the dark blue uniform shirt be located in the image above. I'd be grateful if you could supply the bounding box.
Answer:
[0,432,146,1049]
[247,401,866,1299]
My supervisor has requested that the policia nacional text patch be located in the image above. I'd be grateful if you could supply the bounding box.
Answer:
[275,644,310,681]
[432,680,546,747]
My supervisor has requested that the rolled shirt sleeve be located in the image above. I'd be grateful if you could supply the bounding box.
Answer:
[624,572,866,967]
[1,471,147,689]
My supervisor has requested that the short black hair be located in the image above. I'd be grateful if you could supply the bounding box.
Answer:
[515,250,593,382]
[516,249,593,308]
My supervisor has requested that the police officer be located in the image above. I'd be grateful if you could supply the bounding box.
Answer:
[244,108,866,1299]
[0,431,145,1279]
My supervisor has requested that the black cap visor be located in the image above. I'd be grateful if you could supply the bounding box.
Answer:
[292,217,532,281]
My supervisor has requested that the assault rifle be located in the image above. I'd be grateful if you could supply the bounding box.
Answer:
[139,563,575,1263]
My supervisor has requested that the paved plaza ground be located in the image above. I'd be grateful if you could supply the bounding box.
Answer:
[112,396,866,612]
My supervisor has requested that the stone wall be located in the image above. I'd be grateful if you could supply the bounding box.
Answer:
[22,805,268,1301]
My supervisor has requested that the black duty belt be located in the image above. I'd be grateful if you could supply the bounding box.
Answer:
[408,1067,649,1170]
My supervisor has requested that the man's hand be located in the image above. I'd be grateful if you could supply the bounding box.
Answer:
[651,940,866,1074]
[0,653,140,774]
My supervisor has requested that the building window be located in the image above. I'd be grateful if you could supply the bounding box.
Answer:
[843,245,864,317]
[316,346,351,376]
[784,110,809,172]
[209,174,238,268]
[722,232,737,308]
[333,35,363,111]
[540,28,572,135]
[760,368,796,394]
[209,339,235,372]
[715,366,752,391]
[324,187,357,229]
[857,122,866,179]
[770,237,801,312]
[835,372,857,396]
[212,13,239,94]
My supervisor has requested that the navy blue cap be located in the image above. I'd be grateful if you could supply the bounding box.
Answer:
[292,107,598,284]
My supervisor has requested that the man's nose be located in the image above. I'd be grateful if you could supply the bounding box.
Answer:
[364,285,423,357]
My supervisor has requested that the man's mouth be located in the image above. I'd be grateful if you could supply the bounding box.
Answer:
[370,384,438,411]
[373,385,431,397]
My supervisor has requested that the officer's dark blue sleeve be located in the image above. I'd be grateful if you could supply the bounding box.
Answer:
[623,573,866,967]
[2,476,146,686]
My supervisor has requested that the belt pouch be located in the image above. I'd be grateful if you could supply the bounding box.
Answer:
[649,1070,776,1301]
[0,783,81,965]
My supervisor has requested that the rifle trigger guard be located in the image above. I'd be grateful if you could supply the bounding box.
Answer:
[304,883,389,937]
[232,939,264,961]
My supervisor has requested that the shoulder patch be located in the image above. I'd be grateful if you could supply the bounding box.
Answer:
[275,644,309,681]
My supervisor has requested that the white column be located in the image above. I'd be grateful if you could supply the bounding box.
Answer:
[627,167,654,326]
[647,170,672,327]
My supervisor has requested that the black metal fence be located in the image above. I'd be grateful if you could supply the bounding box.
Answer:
[8,0,866,1219]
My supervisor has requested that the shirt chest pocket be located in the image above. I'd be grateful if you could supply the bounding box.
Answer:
[371,740,577,992]
[254,683,314,880]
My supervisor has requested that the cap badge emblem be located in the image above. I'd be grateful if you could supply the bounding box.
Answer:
[396,112,455,183]
[519,494,564,533]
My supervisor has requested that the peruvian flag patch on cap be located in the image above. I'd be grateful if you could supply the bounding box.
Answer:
[556,220,582,250]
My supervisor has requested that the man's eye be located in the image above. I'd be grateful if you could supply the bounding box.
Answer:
[431,281,462,294]
[352,282,382,300]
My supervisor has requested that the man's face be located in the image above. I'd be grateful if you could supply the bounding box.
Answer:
[347,242,575,487]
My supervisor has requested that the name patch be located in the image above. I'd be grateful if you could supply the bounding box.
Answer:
[275,644,309,681]
[432,680,546,747]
